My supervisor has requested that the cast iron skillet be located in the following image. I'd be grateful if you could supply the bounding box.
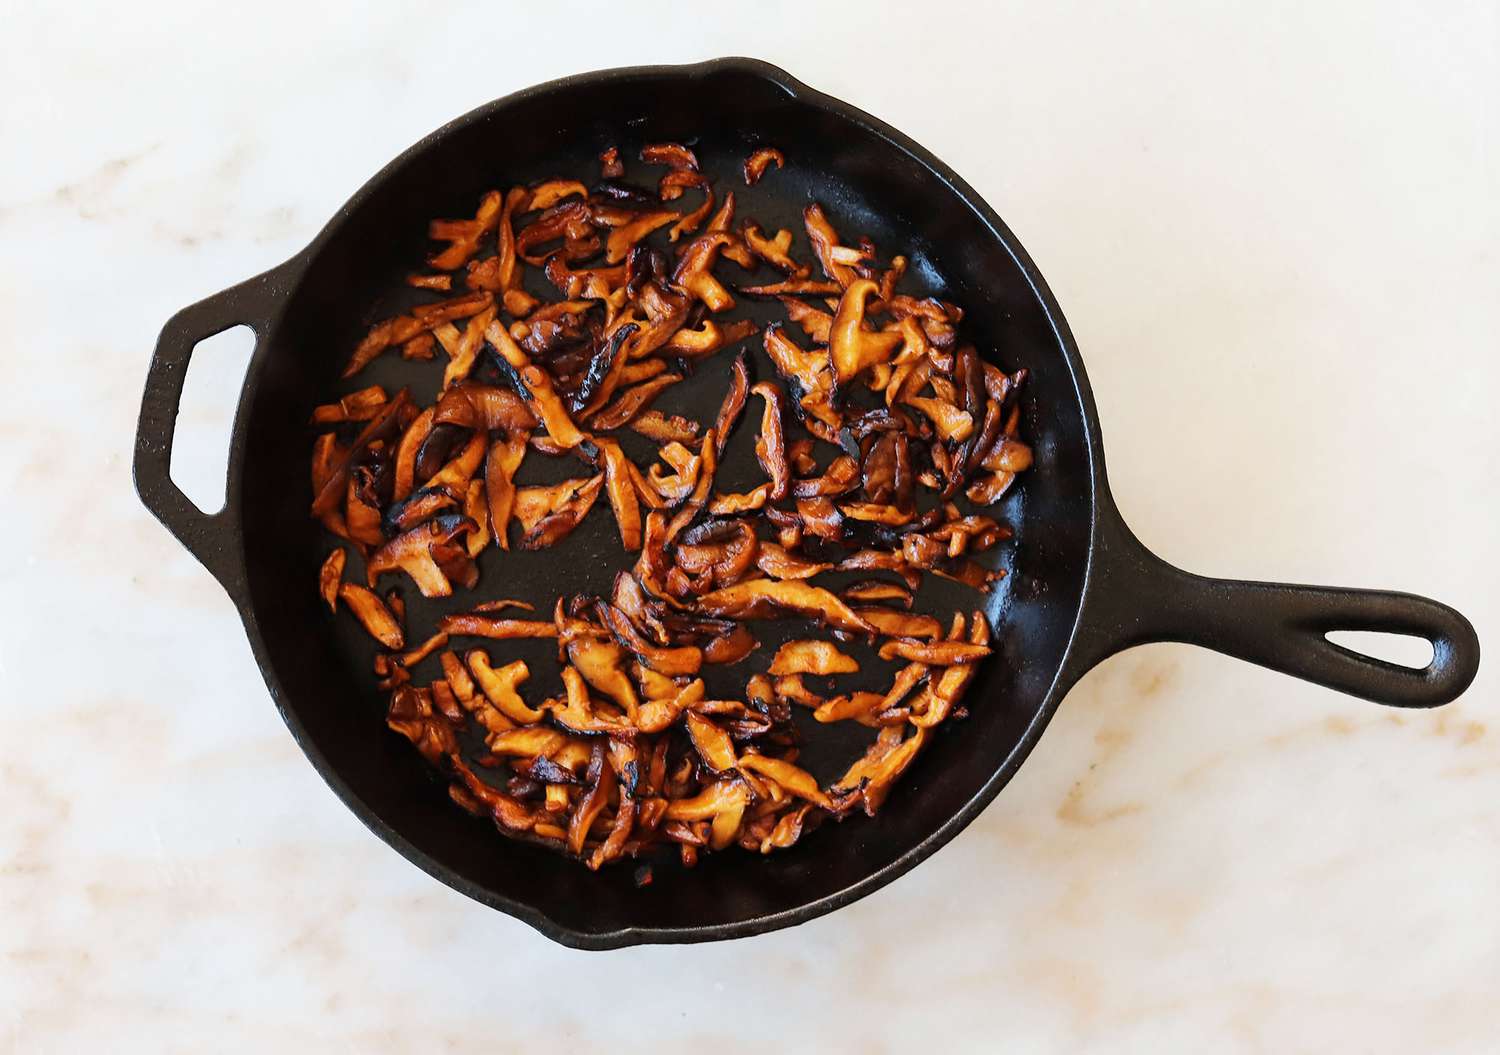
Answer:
[134,58,1480,949]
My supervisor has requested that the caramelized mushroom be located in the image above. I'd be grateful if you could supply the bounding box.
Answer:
[640,142,699,171]
[310,385,389,425]
[630,410,701,445]
[428,190,502,270]
[366,515,476,597]
[437,615,560,640]
[742,147,786,185]
[672,232,736,312]
[318,548,346,612]
[768,640,858,676]
[512,474,604,550]
[696,580,872,634]
[750,381,791,500]
[338,583,404,649]
[830,279,903,388]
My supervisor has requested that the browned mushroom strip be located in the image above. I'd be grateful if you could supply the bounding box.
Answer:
[749,381,791,500]
[310,390,412,517]
[842,580,913,607]
[397,631,450,669]
[437,615,560,639]
[600,603,703,676]
[856,608,943,640]
[470,598,534,613]
[696,580,873,634]
[338,583,404,649]
[310,385,388,425]
[484,320,587,448]
[515,474,604,550]
[803,203,857,288]
[877,639,992,665]
[743,225,804,274]
[588,374,683,431]
[432,382,537,433]
[596,439,643,550]
[743,147,786,185]
[712,352,752,459]
[428,190,502,269]
[630,410,701,445]
[318,548,346,612]
[768,640,858,676]
[366,515,475,597]
[736,755,831,808]
[754,542,831,580]
[739,278,843,297]
[641,142,699,170]
[344,293,494,378]
[483,432,529,551]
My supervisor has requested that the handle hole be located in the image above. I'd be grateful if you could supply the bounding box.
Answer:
[168,325,256,514]
[1324,630,1434,670]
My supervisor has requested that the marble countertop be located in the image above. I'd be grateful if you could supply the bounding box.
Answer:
[4,2,1495,1050]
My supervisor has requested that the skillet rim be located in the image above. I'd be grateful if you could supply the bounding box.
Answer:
[226,56,1107,949]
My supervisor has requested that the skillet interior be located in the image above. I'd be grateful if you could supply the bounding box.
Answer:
[237,61,1096,946]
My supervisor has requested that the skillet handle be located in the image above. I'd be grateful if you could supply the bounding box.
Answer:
[133,263,294,597]
[1069,498,1480,708]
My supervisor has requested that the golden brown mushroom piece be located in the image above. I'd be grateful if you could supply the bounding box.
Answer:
[386,686,458,768]
[749,381,791,500]
[685,713,737,772]
[515,199,598,266]
[802,202,857,288]
[830,278,904,389]
[467,652,545,724]
[742,147,785,185]
[365,515,476,598]
[743,225,805,275]
[310,389,412,518]
[437,614,560,640]
[483,320,587,449]
[318,548,346,613]
[338,583,404,649]
[310,385,388,426]
[738,277,843,297]
[437,304,499,389]
[512,474,604,550]
[432,382,537,433]
[737,754,831,808]
[594,438,643,550]
[658,168,716,241]
[672,232,736,312]
[696,580,873,635]
[768,640,858,676]
[665,318,759,358]
[343,292,494,378]
[630,410,701,445]
[762,324,838,428]
[877,638,992,665]
[427,189,502,270]
[600,603,703,677]
[482,431,529,552]
[604,210,681,263]
[588,373,683,432]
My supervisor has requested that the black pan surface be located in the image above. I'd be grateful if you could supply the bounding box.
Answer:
[136,59,1479,949]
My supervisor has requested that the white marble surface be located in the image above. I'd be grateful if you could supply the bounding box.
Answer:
[3,1,1496,1050]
